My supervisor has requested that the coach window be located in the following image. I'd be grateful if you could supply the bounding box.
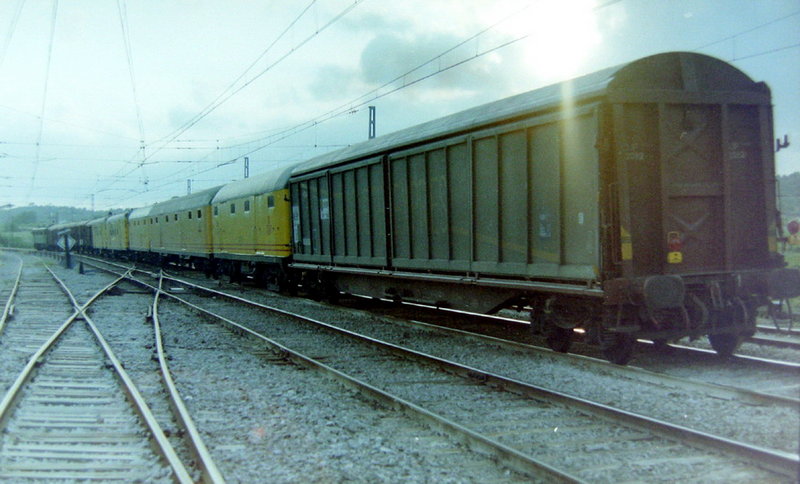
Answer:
[231,203,236,214]
[267,195,275,208]
[174,214,178,221]
[213,206,218,216]
[188,211,192,219]
[244,200,251,212]
[165,216,168,223]
[197,210,202,218]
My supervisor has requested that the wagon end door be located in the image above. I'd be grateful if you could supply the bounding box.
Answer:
[611,101,774,278]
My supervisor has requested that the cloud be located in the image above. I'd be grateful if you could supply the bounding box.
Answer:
[307,64,363,102]
[357,32,522,99]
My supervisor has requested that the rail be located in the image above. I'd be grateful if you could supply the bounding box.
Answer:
[0,265,193,482]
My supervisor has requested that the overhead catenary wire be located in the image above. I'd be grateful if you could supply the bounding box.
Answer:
[87,0,362,207]
[116,0,149,192]
[0,103,141,141]
[223,0,626,159]
[0,0,26,70]
[97,0,577,207]
[731,42,800,62]
[137,0,363,167]
[149,0,319,149]
[116,0,146,164]
[28,0,58,201]
[694,9,800,51]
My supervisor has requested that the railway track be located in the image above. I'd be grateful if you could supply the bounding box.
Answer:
[0,252,22,337]
[75,257,538,481]
[81,259,796,482]
[77,255,800,438]
[749,332,800,351]
[343,296,800,400]
[0,256,224,482]
[0,266,192,481]
[756,324,800,337]
[0,256,76,389]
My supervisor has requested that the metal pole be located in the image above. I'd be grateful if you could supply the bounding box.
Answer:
[368,106,376,139]
[63,233,72,269]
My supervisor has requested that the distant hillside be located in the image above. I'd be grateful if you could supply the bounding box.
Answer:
[0,205,111,230]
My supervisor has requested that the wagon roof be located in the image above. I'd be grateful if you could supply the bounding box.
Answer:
[291,52,764,176]
[50,220,88,230]
[150,185,223,215]
[212,163,296,203]
[107,210,131,223]
[87,216,108,227]
[129,205,155,220]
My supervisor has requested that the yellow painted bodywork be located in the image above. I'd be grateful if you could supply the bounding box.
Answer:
[106,216,129,251]
[129,217,151,252]
[212,188,291,258]
[155,207,214,256]
[89,219,109,250]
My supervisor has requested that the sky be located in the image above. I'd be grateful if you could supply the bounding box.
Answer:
[0,0,798,211]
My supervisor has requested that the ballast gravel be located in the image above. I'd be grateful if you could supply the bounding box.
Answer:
[155,301,529,483]
[204,282,800,457]
[22,256,531,483]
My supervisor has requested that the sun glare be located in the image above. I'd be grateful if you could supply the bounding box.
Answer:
[505,0,601,81]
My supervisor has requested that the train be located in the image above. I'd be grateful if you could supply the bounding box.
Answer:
[35,52,800,364]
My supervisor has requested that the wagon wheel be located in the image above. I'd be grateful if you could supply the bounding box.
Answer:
[707,333,741,357]
[708,299,748,357]
[545,325,573,353]
[602,331,635,365]
[531,299,576,353]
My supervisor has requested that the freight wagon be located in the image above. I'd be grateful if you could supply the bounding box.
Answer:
[288,51,796,364]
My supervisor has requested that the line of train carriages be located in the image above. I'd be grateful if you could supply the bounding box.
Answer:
[33,52,800,364]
